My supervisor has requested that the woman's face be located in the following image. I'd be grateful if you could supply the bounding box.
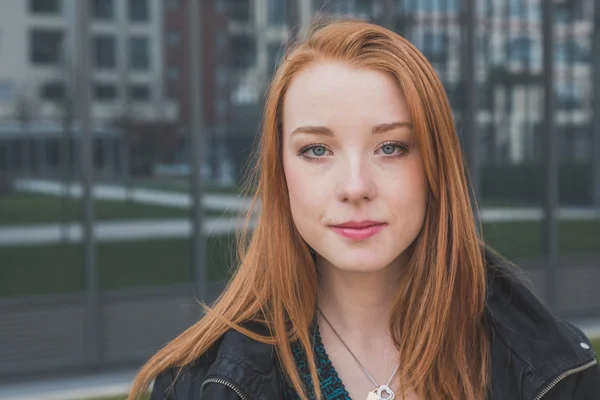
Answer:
[282,61,428,274]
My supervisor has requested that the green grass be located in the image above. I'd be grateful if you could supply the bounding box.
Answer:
[482,220,600,261]
[132,178,242,195]
[592,338,600,353]
[0,193,237,225]
[0,235,236,297]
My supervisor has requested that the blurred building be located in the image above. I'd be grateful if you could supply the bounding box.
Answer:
[163,0,229,131]
[0,0,181,178]
[161,0,232,180]
[226,0,595,165]
[0,0,593,180]
[0,0,177,124]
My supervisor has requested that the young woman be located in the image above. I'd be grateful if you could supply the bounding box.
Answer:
[129,20,599,400]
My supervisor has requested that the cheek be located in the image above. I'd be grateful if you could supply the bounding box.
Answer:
[383,158,428,209]
[284,157,321,221]
[283,155,303,200]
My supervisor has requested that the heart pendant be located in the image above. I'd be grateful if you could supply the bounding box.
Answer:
[376,385,395,400]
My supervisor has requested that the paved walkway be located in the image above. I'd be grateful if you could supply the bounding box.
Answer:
[0,217,255,246]
[479,207,600,222]
[14,178,253,212]
[0,370,139,400]
[1,318,599,400]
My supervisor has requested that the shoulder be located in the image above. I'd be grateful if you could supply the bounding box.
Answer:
[150,364,206,400]
[150,339,220,400]
[149,321,280,400]
[483,248,599,399]
[538,360,600,399]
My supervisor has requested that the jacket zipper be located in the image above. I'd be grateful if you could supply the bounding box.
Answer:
[533,358,598,400]
[199,359,599,400]
[201,377,250,400]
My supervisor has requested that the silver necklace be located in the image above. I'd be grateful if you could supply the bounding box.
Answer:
[318,309,400,400]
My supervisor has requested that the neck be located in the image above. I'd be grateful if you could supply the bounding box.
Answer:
[316,256,402,341]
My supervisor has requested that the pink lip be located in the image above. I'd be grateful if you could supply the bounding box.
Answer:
[330,221,386,240]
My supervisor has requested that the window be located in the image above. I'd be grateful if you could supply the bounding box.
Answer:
[93,0,115,20]
[508,0,526,17]
[423,32,448,63]
[41,82,65,101]
[129,0,149,22]
[94,83,117,101]
[555,4,573,23]
[267,0,285,25]
[94,35,116,69]
[0,81,13,102]
[229,0,251,22]
[402,0,450,13]
[215,0,226,13]
[129,85,150,101]
[167,31,180,46]
[30,0,61,14]
[557,83,582,110]
[30,29,64,65]
[230,35,256,69]
[509,37,533,64]
[215,32,227,49]
[166,0,179,10]
[216,69,227,86]
[555,41,589,64]
[216,98,227,119]
[481,0,493,15]
[446,0,459,12]
[129,36,150,70]
[167,67,180,80]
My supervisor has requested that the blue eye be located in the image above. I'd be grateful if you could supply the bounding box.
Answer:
[311,146,327,156]
[377,142,410,157]
[382,144,396,155]
[299,144,330,160]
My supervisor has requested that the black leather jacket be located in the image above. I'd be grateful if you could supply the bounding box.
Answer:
[150,250,600,399]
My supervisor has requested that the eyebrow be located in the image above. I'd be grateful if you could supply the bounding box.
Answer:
[290,121,413,136]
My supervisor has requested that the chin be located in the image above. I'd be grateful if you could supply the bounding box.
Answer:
[326,254,393,274]
[339,264,389,274]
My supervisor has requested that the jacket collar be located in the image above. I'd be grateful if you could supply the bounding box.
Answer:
[209,249,597,400]
[484,248,597,399]
[204,321,281,400]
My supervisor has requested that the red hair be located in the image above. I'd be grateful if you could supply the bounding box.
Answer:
[129,19,489,400]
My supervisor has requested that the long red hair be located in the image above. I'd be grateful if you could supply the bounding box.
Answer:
[129,20,489,400]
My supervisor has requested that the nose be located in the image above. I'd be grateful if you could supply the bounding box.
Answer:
[335,156,376,204]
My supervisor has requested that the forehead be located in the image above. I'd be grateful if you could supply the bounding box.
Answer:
[282,61,411,132]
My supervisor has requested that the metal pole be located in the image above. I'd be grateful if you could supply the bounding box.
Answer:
[37,138,47,176]
[117,1,133,200]
[486,0,497,164]
[188,0,206,302]
[60,128,69,242]
[463,0,480,206]
[593,1,600,208]
[75,0,99,363]
[7,140,15,175]
[542,0,558,311]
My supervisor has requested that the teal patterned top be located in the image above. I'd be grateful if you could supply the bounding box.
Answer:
[281,322,352,399]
